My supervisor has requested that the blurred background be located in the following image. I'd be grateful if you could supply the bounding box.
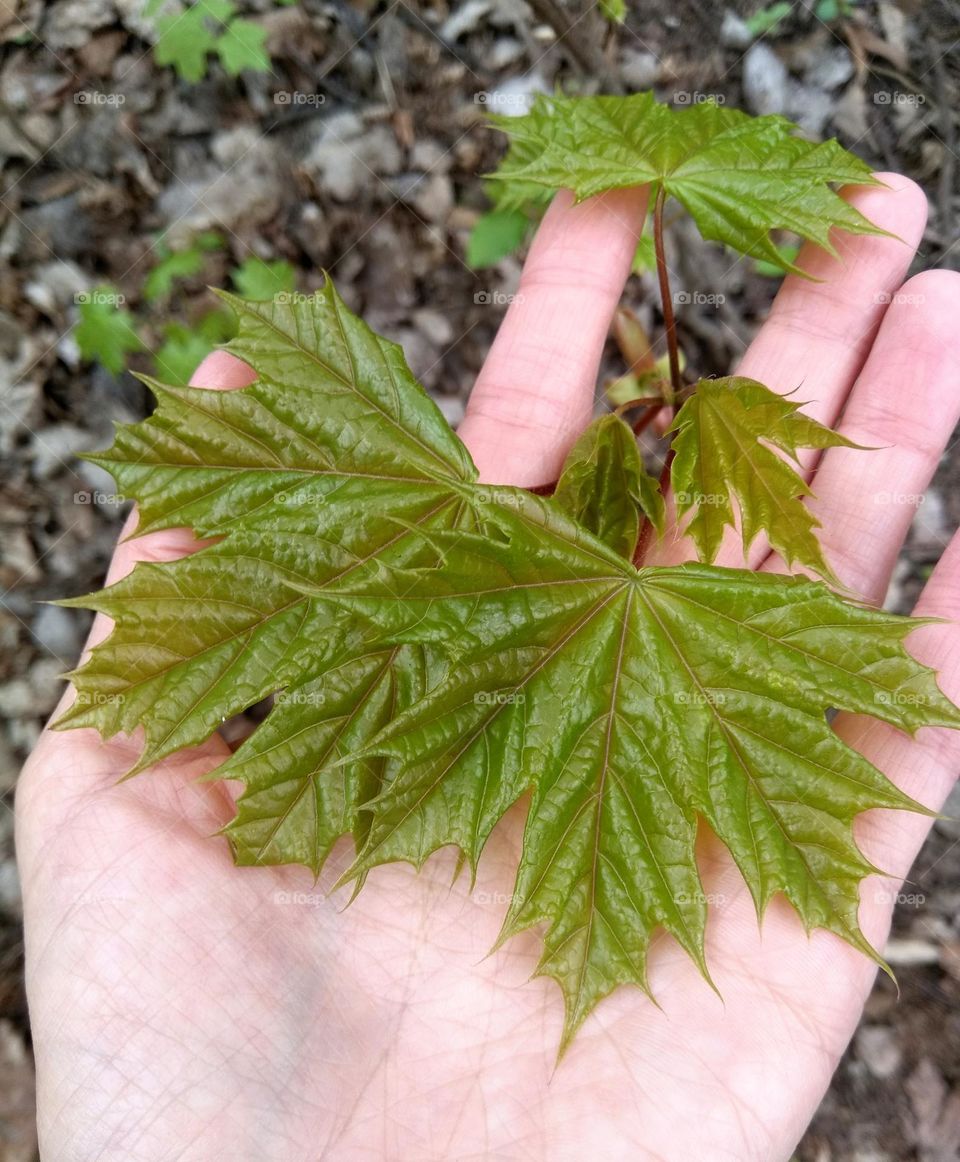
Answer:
[0,1,958,1158]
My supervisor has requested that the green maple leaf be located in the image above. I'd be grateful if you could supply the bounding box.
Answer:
[669,376,862,580]
[154,2,224,83]
[58,283,960,1047]
[143,233,223,303]
[215,17,270,76]
[231,256,295,300]
[314,501,958,1044]
[75,288,142,374]
[553,412,664,559]
[56,285,479,792]
[488,92,888,271]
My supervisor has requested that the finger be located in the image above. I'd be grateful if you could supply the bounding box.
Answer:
[760,269,960,600]
[459,186,649,487]
[833,533,960,945]
[652,173,929,567]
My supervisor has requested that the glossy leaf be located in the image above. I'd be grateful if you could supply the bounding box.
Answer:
[58,281,960,1049]
[554,413,664,559]
[488,92,888,271]
[669,376,861,581]
[315,500,958,1045]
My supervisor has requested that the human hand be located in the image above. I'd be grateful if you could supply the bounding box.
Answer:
[17,175,960,1161]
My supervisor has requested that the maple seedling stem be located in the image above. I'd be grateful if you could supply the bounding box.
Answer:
[652,185,683,408]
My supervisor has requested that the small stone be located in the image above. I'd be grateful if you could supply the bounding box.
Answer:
[742,43,789,116]
[408,172,454,223]
[805,46,854,91]
[441,0,491,40]
[31,604,82,662]
[490,38,524,69]
[621,50,661,90]
[24,259,91,316]
[787,81,834,139]
[0,859,21,916]
[883,937,940,966]
[856,1025,902,1079]
[30,425,94,481]
[304,121,401,202]
[912,488,950,551]
[43,0,116,49]
[29,657,66,715]
[721,10,753,49]
[0,679,33,719]
[414,309,454,347]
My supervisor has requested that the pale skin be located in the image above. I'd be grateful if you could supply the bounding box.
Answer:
[16,173,960,1161]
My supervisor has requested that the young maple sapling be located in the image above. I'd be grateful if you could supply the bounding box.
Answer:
[57,92,960,1050]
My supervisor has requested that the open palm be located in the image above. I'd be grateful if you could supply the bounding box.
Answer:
[17,177,960,1161]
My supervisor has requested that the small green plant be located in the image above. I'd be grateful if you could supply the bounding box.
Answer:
[150,0,270,83]
[74,288,142,374]
[143,233,224,303]
[59,92,959,1050]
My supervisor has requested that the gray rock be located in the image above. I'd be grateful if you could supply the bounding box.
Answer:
[786,81,834,139]
[42,0,117,49]
[29,657,66,715]
[31,604,82,662]
[856,1025,902,1080]
[304,119,402,202]
[721,10,753,49]
[20,195,93,261]
[0,679,33,719]
[157,128,282,245]
[0,858,21,916]
[742,43,789,116]
[621,50,661,90]
[912,488,950,551]
[414,308,454,347]
[805,46,854,91]
[24,260,91,316]
[490,38,524,69]
[30,425,94,481]
[441,0,491,40]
